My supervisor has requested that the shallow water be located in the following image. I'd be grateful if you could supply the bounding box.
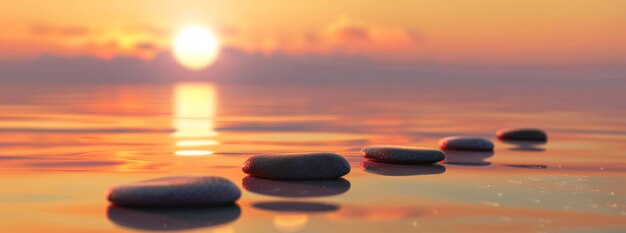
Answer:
[0,82,625,233]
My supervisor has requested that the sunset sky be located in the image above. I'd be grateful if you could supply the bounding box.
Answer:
[1,0,625,67]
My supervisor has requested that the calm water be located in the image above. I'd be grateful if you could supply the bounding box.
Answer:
[0,82,625,233]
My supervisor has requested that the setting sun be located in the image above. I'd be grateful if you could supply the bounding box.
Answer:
[172,25,220,70]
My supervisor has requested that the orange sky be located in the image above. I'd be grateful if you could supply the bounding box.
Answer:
[1,0,625,66]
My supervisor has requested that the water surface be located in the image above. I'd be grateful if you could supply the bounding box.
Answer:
[0,82,625,233]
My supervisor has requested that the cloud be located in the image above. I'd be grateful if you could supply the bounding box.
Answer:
[23,19,424,62]
[82,40,122,59]
[218,25,240,37]
[319,17,425,59]
[304,32,319,44]
[327,18,370,42]
[0,46,621,87]
[132,41,162,59]
[30,24,91,37]
[338,26,369,40]
[134,41,158,51]
[124,24,170,37]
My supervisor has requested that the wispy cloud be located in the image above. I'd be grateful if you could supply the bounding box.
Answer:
[30,24,92,38]
[322,17,424,58]
[124,24,170,37]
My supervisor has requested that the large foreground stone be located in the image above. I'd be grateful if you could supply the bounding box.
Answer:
[242,153,351,180]
[361,145,445,164]
[107,176,241,207]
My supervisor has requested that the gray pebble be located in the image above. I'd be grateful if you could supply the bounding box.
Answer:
[107,176,241,207]
[438,136,494,151]
[361,145,445,164]
[497,128,547,142]
[242,153,351,180]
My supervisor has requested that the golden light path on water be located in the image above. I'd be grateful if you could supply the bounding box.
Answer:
[172,82,218,156]
[273,214,309,233]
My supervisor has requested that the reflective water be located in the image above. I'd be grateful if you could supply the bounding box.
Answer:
[0,82,625,232]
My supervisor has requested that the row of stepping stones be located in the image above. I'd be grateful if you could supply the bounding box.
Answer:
[107,128,547,207]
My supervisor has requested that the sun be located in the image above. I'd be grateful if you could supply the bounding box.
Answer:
[172,25,220,70]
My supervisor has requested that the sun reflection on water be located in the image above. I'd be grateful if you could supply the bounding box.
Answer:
[173,82,218,156]
[273,214,309,233]
[174,150,214,156]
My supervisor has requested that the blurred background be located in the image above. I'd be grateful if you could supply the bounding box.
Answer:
[1,0,625,86]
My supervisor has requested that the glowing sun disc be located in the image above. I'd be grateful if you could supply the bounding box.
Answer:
[173,25,220,70]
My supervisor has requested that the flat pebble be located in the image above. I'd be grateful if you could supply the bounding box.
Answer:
[438,136,494,151]
[107,176,241,207]
[497,128,547,141]
[242,153,351,180]
[361,145,445,164]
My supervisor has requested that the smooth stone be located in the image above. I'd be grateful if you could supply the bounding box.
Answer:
[438,136,494,151]
[107,205,241,231]
[107,176,241,207]
[361,161,446,176]
[497,128,547,142]
[361,145,445,164]
[242,153,351,180]
[242,176,351,198]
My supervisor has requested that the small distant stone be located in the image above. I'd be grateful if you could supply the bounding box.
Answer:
[107,176,241,207]
[361,145,445,165]
[497,128,547,142]
[438,136,494,151]
[242,153,351,180]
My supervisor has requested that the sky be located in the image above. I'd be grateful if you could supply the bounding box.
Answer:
[1,0,625,68]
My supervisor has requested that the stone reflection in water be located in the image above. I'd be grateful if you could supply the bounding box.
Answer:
[361,160,446,176]
[502,140,546,152]
[443,150,494,166]
[172,82,218,156]
[504,164,548,169]
[106,204,240,231]
[253,201,340,213]
[242,176,351,198]
[273,214,309,233]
